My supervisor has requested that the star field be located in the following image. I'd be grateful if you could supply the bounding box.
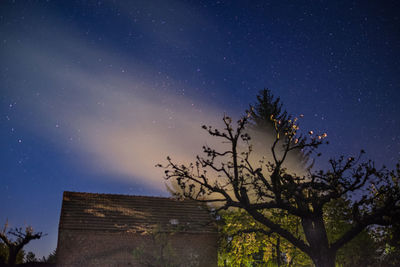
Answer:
[1,0,399,257]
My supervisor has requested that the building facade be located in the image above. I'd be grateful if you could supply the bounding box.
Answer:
[57,192,217,266]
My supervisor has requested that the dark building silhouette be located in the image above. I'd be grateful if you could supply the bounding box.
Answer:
[57,191,217,267]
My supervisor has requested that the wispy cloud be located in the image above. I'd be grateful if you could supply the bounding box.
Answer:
[2,4,304,193]
[2,14,223,190]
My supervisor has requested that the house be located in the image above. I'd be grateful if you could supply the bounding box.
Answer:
[56,191,218,266]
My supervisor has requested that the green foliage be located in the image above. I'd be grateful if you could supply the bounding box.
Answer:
[324,197,393,267]
[336,230,378,267]
[218,210,312,267]
[216,90,315,267]
[323,198,353,243]
[369,225,400,267]
[218,198,392,267]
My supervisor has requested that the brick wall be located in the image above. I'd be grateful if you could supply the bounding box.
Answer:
[57,230,217,267]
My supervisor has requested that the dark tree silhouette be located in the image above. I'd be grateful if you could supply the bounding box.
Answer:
[246,89,312,169]
[159,99,400,267]
[0,222,44,265]
[247,89,291,132]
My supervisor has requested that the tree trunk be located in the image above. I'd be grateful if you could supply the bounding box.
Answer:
[301,216,337,267]
[310,250,336,267]
[7,247,18,265]
[276,236,281,267]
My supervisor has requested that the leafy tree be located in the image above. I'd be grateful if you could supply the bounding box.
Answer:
[218,197,385,267]
[244,90,394,266]
[323,197,380,266]
[217,90,312,267]
[370,221,400,266]
[0,222,44,265]
[218,209,311,267]
[159,92,400,267]
[217,90,397,266]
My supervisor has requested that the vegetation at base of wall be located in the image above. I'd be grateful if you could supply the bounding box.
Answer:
[132,225,201,267]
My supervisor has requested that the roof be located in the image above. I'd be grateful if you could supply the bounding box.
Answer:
[59,191,217,234]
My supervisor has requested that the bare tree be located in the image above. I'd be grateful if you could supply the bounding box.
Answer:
[0,222,44,265]
[159,113,400,267]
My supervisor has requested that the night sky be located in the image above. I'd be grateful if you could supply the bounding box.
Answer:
[1,0,399,258]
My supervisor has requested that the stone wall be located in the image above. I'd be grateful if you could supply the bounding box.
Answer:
[56,230,217,267]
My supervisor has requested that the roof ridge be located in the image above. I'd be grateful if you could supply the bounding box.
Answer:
[63,191,189,201]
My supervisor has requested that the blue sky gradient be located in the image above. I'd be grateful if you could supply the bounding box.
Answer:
[1,0,399,257]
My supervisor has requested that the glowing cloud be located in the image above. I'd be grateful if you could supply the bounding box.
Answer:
[2,19,225,190]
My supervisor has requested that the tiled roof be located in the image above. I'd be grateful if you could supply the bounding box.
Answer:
[59,191,217,234]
